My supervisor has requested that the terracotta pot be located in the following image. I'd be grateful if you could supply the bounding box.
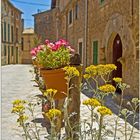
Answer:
[40,68,67,99]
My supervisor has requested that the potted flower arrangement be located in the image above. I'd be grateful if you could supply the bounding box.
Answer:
[35,39,75,99]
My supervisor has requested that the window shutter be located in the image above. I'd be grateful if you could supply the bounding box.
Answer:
[93,41,98,65]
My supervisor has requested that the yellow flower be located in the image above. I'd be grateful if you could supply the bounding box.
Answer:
[83,74,91,79]
[97,106,112,116]
[17,115,28,125]
[12,99,26,106]
[85,65,97,78]
[99,84,116,93]
[96,64,106,75]
[63,66,79,78]
[43,109,61,120]
[83,98,101,107]
[96,64,117,75]
[113,77,122,83]
[104,64,117,73]
[12,105,25,113]
[43,89,57,98]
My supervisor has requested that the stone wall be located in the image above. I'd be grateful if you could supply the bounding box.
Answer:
[87,0,139,97]
[33,9,58,42]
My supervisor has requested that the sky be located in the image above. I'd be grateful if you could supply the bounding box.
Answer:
[10,0,52,28]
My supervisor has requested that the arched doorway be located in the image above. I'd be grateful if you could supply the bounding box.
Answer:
[112,34,122,92]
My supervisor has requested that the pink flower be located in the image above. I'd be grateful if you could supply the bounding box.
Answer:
[51,45,60,51]
[34,47,38,53]
[59,39,68,46]
[67,46,75,53]
[30,49,36,56]
[37,45,43,50]
[45,39,50,45]
[48,42,55,48]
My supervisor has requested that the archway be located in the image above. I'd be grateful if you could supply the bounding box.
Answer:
[112,34,122,93]
[112,34,122,78]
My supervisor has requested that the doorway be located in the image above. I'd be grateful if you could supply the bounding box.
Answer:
[112,34,122,93]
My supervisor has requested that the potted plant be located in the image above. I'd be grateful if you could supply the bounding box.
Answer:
[35,39,75,99]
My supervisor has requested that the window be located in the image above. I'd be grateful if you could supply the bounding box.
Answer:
[4,45,6,56]
[16,28,18,42]
[93,41,98,65]
[8,24,10,42]
[1,23,3,41]
[11,26,14,42]
[21,37,24,51]
[75,3,78,19]
[11,46,14,56]
[4,22,6,41]
[68,10,73,25]
[79,42,83,62]
[11,10,14,16]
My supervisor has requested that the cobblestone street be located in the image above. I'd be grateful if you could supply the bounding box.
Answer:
[2,65,140,140]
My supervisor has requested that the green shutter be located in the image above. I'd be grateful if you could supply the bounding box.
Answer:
[100,0,104,4]
[93,41,98,65]
[79,42,82,61]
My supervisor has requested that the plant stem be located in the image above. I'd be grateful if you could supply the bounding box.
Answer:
[30,106,40,140]
[22,124,32,140]
[124,117,127,140]
[114,90,124,140]
[129,109,137,140]
[90,109,94,140]
[98,116,103,140]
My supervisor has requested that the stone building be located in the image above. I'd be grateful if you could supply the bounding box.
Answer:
[87,0,139,97]
[33,8,58,42]
[1,0,23,65]
[57,0,87,66]
[21,28,35,64]
[33,0,139,97]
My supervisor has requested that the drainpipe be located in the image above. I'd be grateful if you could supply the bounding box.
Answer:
[85,0,88,67]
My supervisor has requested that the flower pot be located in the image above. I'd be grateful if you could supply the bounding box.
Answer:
[40,68,67,99]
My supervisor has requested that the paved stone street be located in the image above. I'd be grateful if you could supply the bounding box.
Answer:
[2,65,140,140]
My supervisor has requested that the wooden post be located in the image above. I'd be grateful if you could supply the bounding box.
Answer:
[67,54,82,139]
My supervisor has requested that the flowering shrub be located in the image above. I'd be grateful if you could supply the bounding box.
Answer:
[31,39,75,69]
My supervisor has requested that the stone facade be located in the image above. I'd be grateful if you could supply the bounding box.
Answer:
[1,0,23,65]
[57,0,87,66]
[21,28,35,64]
[87,0,139,97]
[33,8,58,42]
[33,0,139,97]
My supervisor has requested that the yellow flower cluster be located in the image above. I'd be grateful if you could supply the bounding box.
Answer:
[97,64,117,75]
[44,109,61,120]
[113,77,122,83]
[12,99,26,105]
[17,115,28,125]
[12,99,26,114]
[97,106,112,116]
[99,84,116,93]
[84,65,97,79]
[43,89,57,98]
[84,64,117,79]
[63,66,79,78]
[12,105,25,113]
[83,98,101,107]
